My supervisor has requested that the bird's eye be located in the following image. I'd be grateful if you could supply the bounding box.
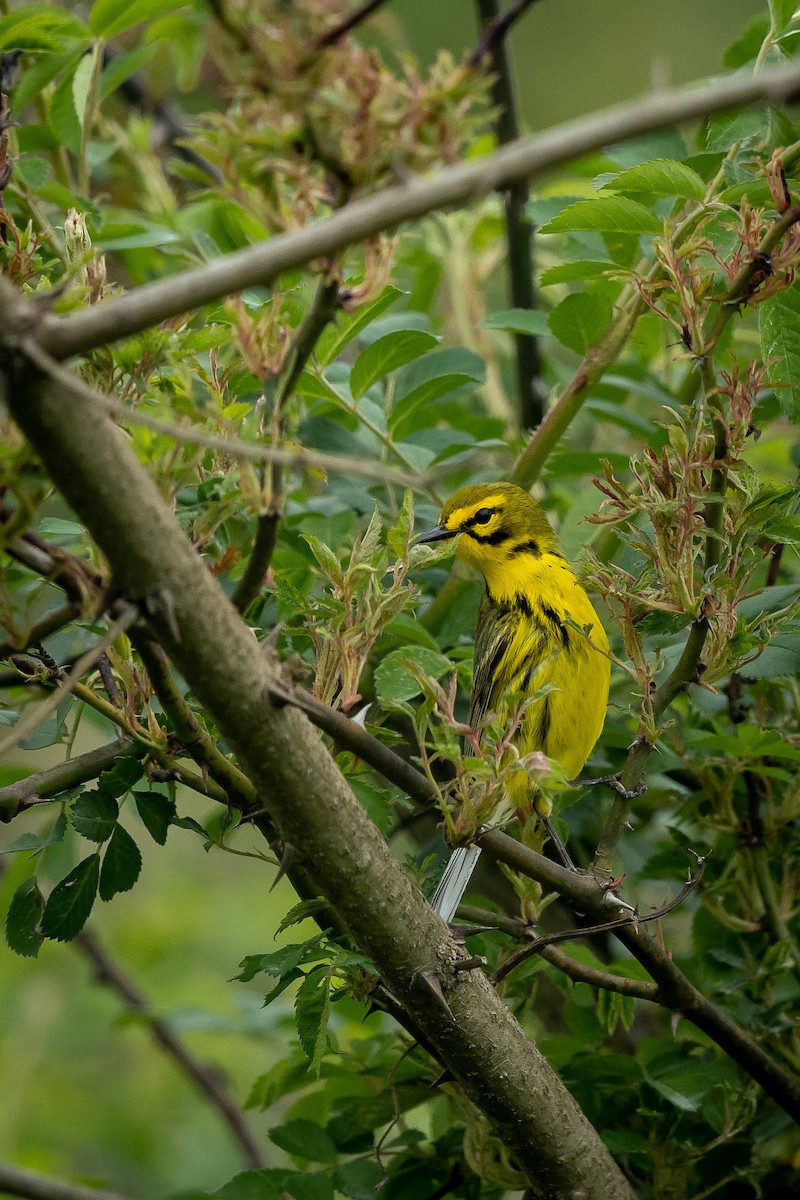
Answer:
[474,508,493,524]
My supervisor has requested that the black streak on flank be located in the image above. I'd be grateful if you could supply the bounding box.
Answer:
[511,538,540,556]
[514,591,533,617]
[538,694,552,747]
[542,603,570,648]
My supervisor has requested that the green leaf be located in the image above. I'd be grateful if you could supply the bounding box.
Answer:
[0,5,89,52]
[71,49,94,133]
[389,373,476,440]
[480,308,550,335]
[276,898,332,935]
[269,1119,338,1163]
[760,281,800,421]
[97,756,144,797]
[539,197,661,235]
[316,286,404,367]
[70,790,119,843]
[601,158,705,201]
[769,0,796,34]
[134,790,176,845]
[349,330,437,400]
[99,825,142,900]
[5,877,44,958]
[723,15,770,68]
[548,292,613,355]
[374,646,453,703]
[100,43,162,100]
[49,62,83,155]
[539,260,613,286]
[235,933,327,982]
[90,0,189,38]
[216,1169,296,1200]
[703,108,767,152]
[40,853,100,941]
[333,1159,384,1200]
[0,812,67,856]
[295,966,331,1076]
[284,1173,334,1200]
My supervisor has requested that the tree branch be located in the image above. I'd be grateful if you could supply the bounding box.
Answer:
[468,0,541,68]
[474,0,543,428]
[0,736,138,822]
[0,1163,130,1200]
[32,63,800,361]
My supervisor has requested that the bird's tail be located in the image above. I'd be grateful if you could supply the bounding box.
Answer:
[430,844,482,923]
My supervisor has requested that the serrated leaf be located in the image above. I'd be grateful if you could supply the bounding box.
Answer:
[333,1159,384,1200]
[316,285,404,366]
[386,489,415,556]
[40,853,99,941]
[269,1119,337,1163]
[98,755,144,797]
[5,877,44,957]
[89,0,189,38]
[172,814,209,837]
[275,898,332,936]
[285,1173,335,1200]
[349,330,437,400]
[295,966,331,1076]
[389,372,476,440]
[133,791,176,844]
[760,282,800,421]
[0,812,67,856]
[302,534,343,581]
[99,824,142,900]
[480,308,550,335]
[548,292,613,355]
[540,197,661,235]
[235,933,327,982]
[70,790,119,843]
[601,158,705,201]
[374,646,453,703]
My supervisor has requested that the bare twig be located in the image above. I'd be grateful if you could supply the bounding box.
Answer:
[18,339,422,490]
[474,0,543,427]
[468,0,541,68]
[0,1162,130,1200]
[0,605,139,757]
[0,602,82,659]
[492,858,706,984]
[75,926,268,1168]
[312,0,390,49]
[29,63,800,361]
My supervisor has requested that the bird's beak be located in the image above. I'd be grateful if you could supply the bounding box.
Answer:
[414,524,457,545]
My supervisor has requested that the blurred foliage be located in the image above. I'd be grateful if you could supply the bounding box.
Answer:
[1,2,800,1199]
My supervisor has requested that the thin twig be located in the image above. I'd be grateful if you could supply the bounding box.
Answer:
[492,858,706,984]
[0,602,82,659]
[19,338,423,490]
[0,605,139,757]
[0,1162,130,1200]
[312,0,390,49]
[75,926,268,1168]
[468,0,541,68]
[28,62,800,360]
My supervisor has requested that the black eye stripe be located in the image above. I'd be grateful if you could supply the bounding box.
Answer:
[463,506,498,530]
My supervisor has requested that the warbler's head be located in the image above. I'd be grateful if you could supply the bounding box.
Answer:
[417,483,557,576]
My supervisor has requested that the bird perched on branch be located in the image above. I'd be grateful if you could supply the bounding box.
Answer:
[417,482,610,920]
